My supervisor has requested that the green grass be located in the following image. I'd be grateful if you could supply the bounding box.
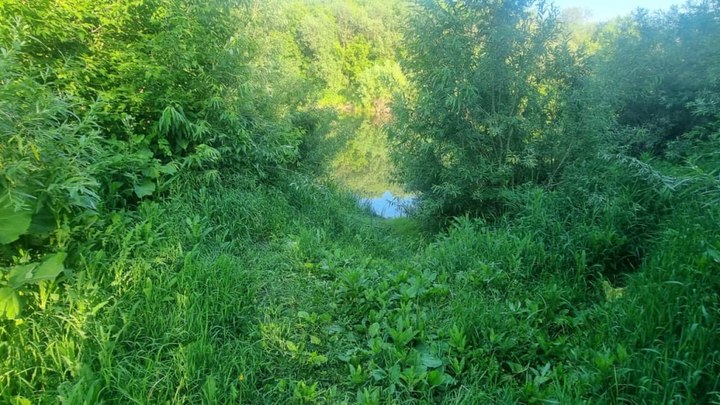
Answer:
[2,169,719,404]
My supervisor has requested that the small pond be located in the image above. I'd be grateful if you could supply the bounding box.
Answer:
[359,190,415,219]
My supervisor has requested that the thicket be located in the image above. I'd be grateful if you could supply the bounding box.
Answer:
[391,0,602,220]
[392,0,720,224]
[0,0,319,317]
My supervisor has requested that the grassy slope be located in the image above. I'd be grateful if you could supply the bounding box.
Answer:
[2,171,719,404]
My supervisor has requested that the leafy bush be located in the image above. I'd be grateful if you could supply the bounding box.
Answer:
[0,41,96,318]
[594,2,720,156]
[0,0,312,177]
[390,0,600,224]
[0,0,322,319]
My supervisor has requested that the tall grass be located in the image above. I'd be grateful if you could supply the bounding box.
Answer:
[3,156,719,403]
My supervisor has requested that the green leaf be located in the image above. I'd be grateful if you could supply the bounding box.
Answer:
[0,287,21,319]
[370,368,386,381]
[33,252,67,282]
[158,163,178,175]
[7,252,66,288]
[706,247,720,264]
[0,201,32,244]
[136,148,154,160]
[28,208,55,235]
[388,364,401,383]
[427,370,444,387]
[507,361,526,374]
[134,180,156,198]
[420,352,443,368]
[8,263,39,289]
[178,137,190,150]
[427,370,456,387]
[142,165,160,179]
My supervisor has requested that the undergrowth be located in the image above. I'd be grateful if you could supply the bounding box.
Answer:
[2,156,719,403]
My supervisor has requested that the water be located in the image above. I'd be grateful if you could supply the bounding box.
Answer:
[359,190,415,218]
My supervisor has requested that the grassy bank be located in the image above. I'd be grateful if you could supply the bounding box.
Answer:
[3,162,719,403]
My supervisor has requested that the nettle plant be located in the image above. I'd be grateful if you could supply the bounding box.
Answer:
[0,41,97,318]
[0,38,162,319]
[327,258,460,400]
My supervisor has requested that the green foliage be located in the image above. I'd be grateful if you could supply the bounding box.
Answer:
[2,157,719,402]
[409,151,720,402]
[594,1,720,156]
[0,0,310,175]
[1,253,67,318]
[0,202,31,245]
[8,252,67,289]
[391,0,600,223]
[0,0,321,316]
[0,287,21,320]
[0,24,173,317]
[270,0,408,195]
[0,37,105,223]
[1,0,719,404]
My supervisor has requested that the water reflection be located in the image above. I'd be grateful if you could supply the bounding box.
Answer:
[359,191,415,218]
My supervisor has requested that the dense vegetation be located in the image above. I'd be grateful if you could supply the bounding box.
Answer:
[1,0,719,403]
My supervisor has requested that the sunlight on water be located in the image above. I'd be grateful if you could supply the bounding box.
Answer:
[359,191,415,218]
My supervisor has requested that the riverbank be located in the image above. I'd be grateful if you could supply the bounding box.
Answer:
[5,172,718,403]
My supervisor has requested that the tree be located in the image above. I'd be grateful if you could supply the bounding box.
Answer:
[391,0,596,222]
[593,1,720,157]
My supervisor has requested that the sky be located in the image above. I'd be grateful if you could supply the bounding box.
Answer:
[551,0,682,21]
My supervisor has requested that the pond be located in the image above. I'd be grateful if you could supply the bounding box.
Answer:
[359,190,415,219]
